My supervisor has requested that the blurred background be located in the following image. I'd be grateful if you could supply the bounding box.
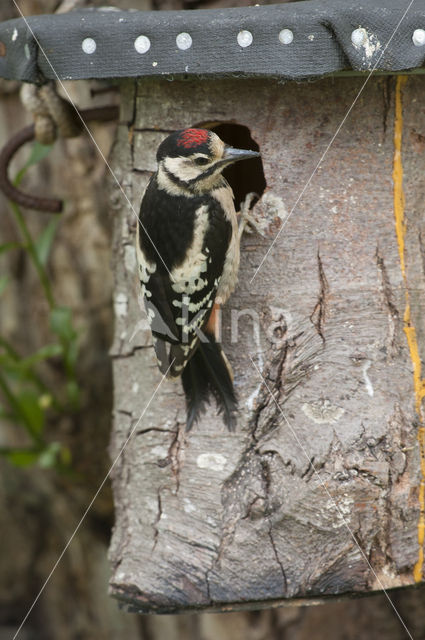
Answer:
[0,1,424,638]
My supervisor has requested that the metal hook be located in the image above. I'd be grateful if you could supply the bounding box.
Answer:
[0,105,120,214]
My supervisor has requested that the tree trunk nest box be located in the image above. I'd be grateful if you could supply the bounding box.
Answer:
[1,0,425,617]
[108,71,425,613]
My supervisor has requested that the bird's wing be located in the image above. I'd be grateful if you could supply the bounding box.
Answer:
[167,199,232,376]
[138,195,232,377]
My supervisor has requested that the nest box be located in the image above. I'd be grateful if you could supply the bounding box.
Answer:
[1,0,425,615]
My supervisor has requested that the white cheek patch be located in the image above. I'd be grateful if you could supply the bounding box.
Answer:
[165,156,201,182]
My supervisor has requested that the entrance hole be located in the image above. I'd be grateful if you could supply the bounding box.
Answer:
[197,122,266,210]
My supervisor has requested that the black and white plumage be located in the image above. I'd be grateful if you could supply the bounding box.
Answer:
[136,128,260,430]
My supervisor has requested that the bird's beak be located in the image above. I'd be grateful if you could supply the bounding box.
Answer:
[220,146,261,166]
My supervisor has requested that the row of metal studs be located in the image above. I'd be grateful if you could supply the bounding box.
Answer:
[81,29,293,54]
[352,27,425,47]
[81,27,425,55]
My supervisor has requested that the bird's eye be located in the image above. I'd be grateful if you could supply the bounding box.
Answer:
[194,157,210,166]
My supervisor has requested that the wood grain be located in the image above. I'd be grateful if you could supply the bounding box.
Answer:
[108,75,425,612]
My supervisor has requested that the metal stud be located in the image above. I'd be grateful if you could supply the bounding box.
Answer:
[278,29,294,45]
[412,29,425,46]
[176,32,192,50]
[82,37,96,54]
[134,35,151,54]
[237,30,253,48]
[351,28,367,47]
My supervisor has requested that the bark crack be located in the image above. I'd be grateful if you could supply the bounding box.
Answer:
[146,424,182,553]
[117,408,133,417]
[205,568,212,603]
[382,76,392,138]
[135,427,175,436]
[260,454,288,594]
[376,244,400,359]
[110,345,150,359]
[152,489,163,552]
[268,528,288,593]
[168,423,184,493]
[309,250,329,343]
[132,167,154,175]
[129,80,137,168]
[418,231,425,281]
[133,127,175,133]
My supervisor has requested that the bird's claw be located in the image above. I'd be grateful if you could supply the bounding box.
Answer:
[238,192,265,239]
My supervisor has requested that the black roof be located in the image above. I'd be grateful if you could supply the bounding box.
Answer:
[0,0,424,83]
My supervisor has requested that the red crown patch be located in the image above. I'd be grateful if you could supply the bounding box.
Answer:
[177,128,209,149]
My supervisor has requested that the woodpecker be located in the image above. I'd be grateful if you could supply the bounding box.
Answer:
[136,128,260,430]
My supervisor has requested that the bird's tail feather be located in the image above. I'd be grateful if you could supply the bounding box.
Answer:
[181,332,237,431]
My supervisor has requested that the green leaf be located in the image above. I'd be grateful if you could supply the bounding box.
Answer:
[0,443,71,470]
[14,141,53,186]
[59,446,72,467]
[0,353,21,373]
[25,141,53,167]
[35,218,60,267]
[0,344,62,379]
[0,276,8,296]
[21,343,63,368]
[66,380,80,406]
[38,442,61,469]
[0,448,41,467]
[0,356,32,382]
[0,337,19,359]
[65,339,79,370]
[15,388,45,437]
[0,242,22,255]
[50,307,77,343]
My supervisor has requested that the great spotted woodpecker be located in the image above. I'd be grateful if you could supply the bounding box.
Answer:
[136,128,260,430]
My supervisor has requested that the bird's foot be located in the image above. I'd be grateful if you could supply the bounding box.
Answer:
[237,192,265,239]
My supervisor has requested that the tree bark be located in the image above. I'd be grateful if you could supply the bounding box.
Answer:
[0,4,141,636]
[3,2,425,637]
[109,74,425,612]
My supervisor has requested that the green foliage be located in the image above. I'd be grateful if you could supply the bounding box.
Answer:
[14,141,53,187]
[0,442,71,470]
[50,307,77,344]
[0,242,22,255]
[35,218,60,267]
[0,142,81,471]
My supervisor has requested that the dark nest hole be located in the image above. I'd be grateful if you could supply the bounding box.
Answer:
[197,122,266,210]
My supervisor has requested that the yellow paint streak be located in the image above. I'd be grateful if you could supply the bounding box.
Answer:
[404,314,425,415]
[393,75,425,582]
[416,426,425,582]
